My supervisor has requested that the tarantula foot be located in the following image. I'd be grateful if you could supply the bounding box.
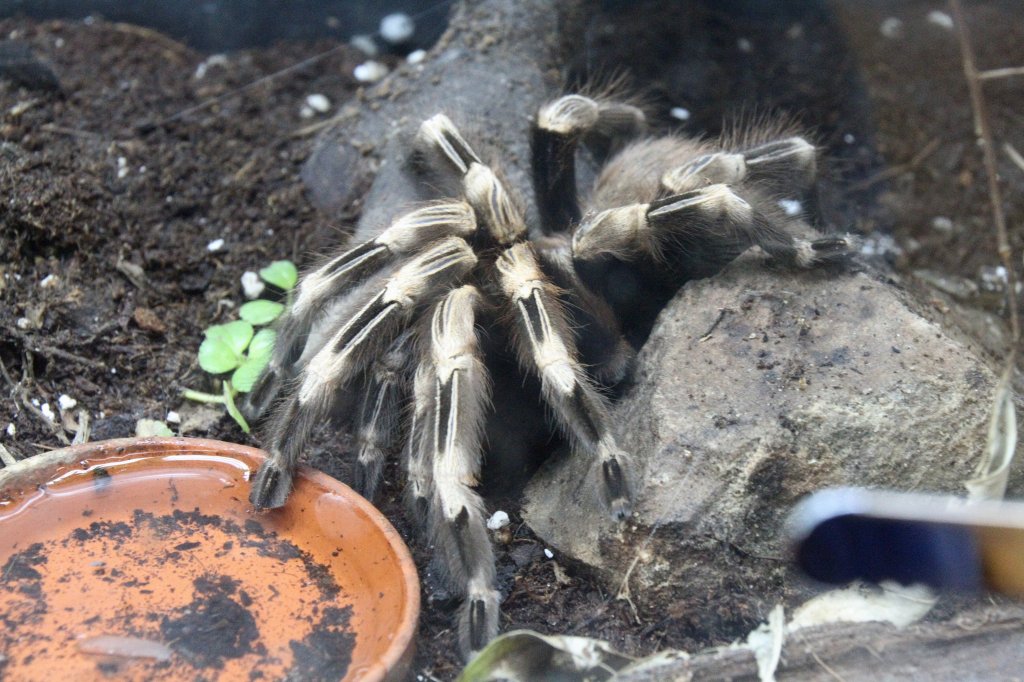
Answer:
[459,587,500,658]
[249,459,293,510]
[599,450,633,522]
[799,234,859,266]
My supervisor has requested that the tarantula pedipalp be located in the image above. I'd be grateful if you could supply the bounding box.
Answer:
[245,94,853,656]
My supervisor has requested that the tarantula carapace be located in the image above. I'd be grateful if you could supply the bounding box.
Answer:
[245,94,853,656]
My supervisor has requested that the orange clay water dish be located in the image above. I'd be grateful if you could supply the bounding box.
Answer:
[0,437,418,681]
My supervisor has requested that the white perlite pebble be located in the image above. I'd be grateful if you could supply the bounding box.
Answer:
[931,216,954,232]
[206,238,225,252]
[16,317,31,330]
[58,394,77,410]
[305,93,330,113]
[778,199,803,217]
[6,423,15,437]
[543,548,554,559]
[354,60,389,83]
[241,271,265,299]
[40,403,55,423]
[487,510,510,530]
[350,34,378,57]
[880,17,903,39]
[40,274,57,288]
[117,156,128,179]
[166,411,181,424]
[927,10,954,30]
[380,13,415,44]
[406,49,426,65]
[670,107,691,121]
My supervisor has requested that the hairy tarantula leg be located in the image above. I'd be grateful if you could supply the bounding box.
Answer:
[532,95,645,233]
[353,332,412,501]
[660,138,817,195]
[416,114,527,245]
[250,236,477,510]
[404,363,434,527]
[533,235,635,386]
[741,137,817,188]
[415,113,482,175]
[573,184,855,268]
[245,201,476,419]
[496,243,633,521]
[420,285,499,656]
[661,152,749,194]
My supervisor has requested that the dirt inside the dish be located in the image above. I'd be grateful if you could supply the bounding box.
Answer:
[2,3,1023,679]
[0,447,413,680]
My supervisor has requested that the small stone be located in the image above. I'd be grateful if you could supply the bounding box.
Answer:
[406,49,426,65]
[380,12,415,45]
[354,61,389,83]
[927,10,954,30]
[350,35,378,57]
[299,105,315,119]
[241,271,265,300]
[16,317,31,330]
[6,423,15,437]
[117,156,128,179]
[206,238,225,252]
[931,216,954,233]
[487,510,510,530]
[40,403,55,423]
[166,411,181,424]
[670,107,691,121]
[543,548,554,559]
[843,133,856,144]
[133,306,167,334]
[57,394,77,411]
[305,93,331,113]
[39,274,57,288]
[880,17,904,39]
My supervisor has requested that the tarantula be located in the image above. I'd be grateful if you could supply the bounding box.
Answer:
[245,93,853,656]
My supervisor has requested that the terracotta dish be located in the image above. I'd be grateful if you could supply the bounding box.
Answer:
[0,437,419,681]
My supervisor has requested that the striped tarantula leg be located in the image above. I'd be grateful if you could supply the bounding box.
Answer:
[353,333,411,501]
[245,202,476,419]
[661,151,749,194]
[404,362,434,527]
[573,184,855,269]
[419,286,499,656]
[660,138,816,195]
[533,95,646,233]
[741,136,817,188]
[497,243,633,521]
[416,114,526,246]
[534,235,635,386]
[249,236,477,510]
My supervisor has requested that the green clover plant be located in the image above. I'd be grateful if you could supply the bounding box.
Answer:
[182,260,297,432]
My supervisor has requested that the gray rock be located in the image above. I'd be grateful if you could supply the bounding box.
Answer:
[524,256,1003,644]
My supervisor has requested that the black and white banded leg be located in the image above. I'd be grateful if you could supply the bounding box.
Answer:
[246,201,477,418]
[660,137,817,195]
[496,242,632,520]
[532,94,646,233]
[250,236,477,510]
[573,183,854,274]
[418,285,499,656]
[352,333,411,501]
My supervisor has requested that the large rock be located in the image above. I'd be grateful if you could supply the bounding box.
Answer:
[524,257,1003,644]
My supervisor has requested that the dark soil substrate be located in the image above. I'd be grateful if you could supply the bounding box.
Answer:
[2,4,1023,680]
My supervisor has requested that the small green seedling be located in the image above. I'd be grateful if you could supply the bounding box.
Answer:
[182,260,297,432]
